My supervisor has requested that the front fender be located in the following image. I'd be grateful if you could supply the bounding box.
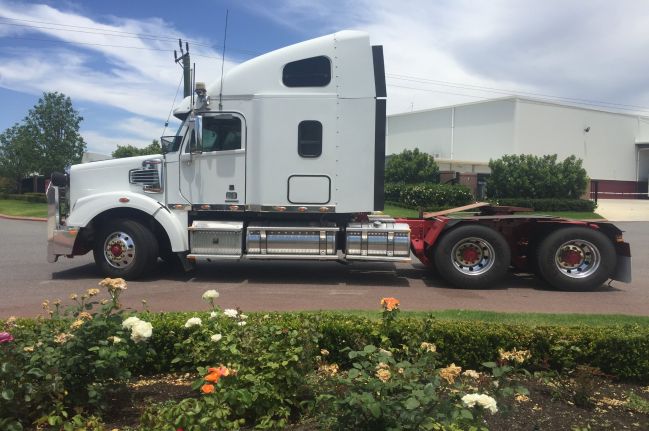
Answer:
[67,192,188,252]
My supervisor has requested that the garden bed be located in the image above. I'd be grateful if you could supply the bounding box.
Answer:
[2,280,649,430]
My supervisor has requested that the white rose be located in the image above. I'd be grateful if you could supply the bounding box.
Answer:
[237,321,247,326]
[130,320,153,343]
[209,311,219,319]
[211,334,223,342]
[122,316,141,330]
[240,314,248,320]
[185,317,202,328]
[224,309,238,318]
[461,394,480,408]
[202,290,219,301]
[112,336,123,344]
[477,394,498,414]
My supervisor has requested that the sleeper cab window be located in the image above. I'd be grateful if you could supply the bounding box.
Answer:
[282,56,331,87]
[298,121,322,158]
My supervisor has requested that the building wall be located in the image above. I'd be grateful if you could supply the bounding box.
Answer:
[388,98,648,185]
[515,100,639,182]
[387,99,516,161]
[387,108,453,157]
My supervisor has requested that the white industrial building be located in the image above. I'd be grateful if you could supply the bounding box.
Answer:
[387,97,649,198]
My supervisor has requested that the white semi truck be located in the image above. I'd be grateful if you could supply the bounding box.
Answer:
[47,31,631,291]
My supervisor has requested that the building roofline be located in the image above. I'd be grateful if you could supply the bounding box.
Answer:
[389,95,649,120]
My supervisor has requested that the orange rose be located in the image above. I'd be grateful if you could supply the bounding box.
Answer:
[201,384,215,394]
[380,297,400,311]
[204,372,221,383]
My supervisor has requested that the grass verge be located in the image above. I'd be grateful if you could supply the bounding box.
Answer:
[306,309,649,327]
[382,203,603,220]
[0,198,47,218]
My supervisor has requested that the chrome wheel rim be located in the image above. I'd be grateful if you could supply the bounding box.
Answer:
[450,237,495,276]
[554,239,600,279]
[103,231,136,269]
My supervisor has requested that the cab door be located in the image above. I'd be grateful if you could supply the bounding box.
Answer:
[178,113,246,207]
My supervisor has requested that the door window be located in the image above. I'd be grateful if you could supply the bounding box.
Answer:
[202,117,242,152]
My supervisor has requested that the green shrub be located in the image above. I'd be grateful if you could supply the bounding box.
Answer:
[398,183,474,209]
[386,149,439,184]
[492,198,597,212]
[487,154,588,199]
[133,312,649,383]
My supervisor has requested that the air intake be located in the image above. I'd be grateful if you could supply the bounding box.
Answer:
[129,158,163,193]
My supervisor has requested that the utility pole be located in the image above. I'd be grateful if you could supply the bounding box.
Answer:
[174,40,191,98]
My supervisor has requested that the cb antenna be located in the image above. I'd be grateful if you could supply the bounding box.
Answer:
[218,9,229,111]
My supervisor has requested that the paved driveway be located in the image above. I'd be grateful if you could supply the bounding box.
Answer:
[0,219,647,318]
[597,199,649,221]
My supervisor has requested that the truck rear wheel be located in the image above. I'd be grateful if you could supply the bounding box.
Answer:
[93,219,159,280]
[433,224,511,288]
[536,227,616,291]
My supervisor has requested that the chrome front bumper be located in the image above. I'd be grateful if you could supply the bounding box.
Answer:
[47,184,78,263]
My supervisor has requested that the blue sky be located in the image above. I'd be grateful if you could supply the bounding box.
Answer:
[2,0,649,154]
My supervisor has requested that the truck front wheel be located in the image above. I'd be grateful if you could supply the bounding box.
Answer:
[433,224,511,288]
[93,219,159,280]
[536,227,616,291]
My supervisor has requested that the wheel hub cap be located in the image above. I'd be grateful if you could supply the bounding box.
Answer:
[451,237,495,276]
[554,239,600,278]
[103,232,136,269]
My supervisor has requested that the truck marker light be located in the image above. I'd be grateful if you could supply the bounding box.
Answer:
[274,206,286,212]
[319,207,329,213]
[298,207,308,213]
[119,197,129,203]
[229,205,240,211]
[201,204,210,210]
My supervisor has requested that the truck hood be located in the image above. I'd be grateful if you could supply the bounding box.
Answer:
[69,155,163,206]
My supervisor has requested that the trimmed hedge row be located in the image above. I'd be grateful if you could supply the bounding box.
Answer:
[385,182,473,209]
[134,312,649,382]
[492,198,597,212]
[0,192,47,203]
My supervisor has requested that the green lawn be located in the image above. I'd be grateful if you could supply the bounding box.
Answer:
[382,203,602,220]
[0,199,47,218]
[308,309,649,327]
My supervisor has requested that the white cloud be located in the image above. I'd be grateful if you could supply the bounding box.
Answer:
[0,0,235,153]
[249,0,649,115]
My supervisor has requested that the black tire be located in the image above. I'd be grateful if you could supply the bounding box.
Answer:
[93,219,159,280]
[536,227,616,291]
[433,224,511,288]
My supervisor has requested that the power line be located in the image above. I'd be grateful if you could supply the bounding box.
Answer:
[387,80,649,114]
[387,73,649,112]
[0,17,212,47]
[1,35,175,52]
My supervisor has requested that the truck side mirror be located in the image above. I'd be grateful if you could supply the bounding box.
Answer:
[192,115,203,154]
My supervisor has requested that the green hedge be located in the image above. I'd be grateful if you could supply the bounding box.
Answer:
[385,182,473,209]
[128,312,649,382]
[492,198,597,212]
[0,193,47,203]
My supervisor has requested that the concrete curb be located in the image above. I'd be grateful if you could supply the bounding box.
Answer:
[0,213,47,222]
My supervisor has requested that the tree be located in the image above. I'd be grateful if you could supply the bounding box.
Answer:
[22,92,86,175]
[385,148,439,184]
[112,140,161,158]
[0,124,37,193]
[487,154,588,199]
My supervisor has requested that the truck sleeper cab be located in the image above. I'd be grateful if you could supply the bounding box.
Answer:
[46,31,631,292]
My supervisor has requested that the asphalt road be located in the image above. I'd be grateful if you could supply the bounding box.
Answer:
[1,219,648,318]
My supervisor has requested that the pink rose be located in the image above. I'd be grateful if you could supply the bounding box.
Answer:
[0,332,14,343]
